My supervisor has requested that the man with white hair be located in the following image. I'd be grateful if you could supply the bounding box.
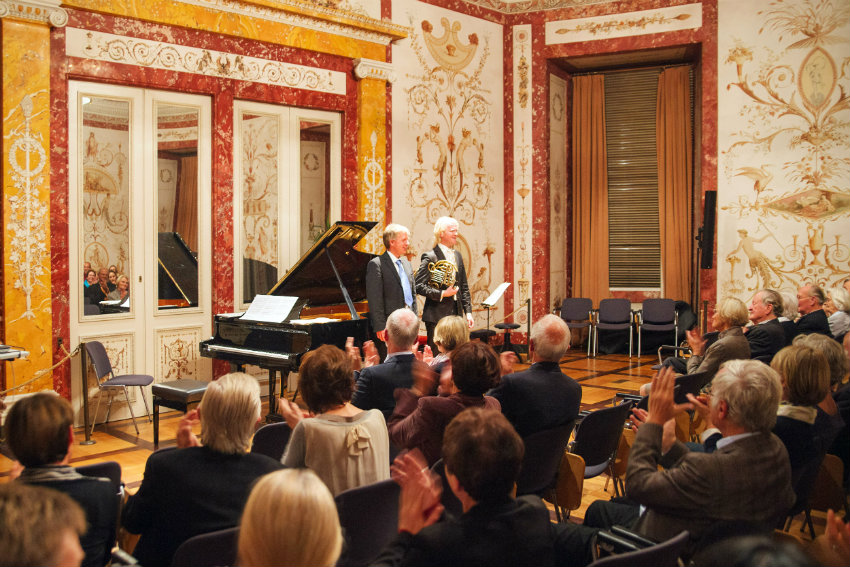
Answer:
[490,314,581,437]
[353,308,421,418]
[797,283,833,337]
[366,223,417,360]
[123,373,282,566]
[624,362,795,553]
[415,216,474,353]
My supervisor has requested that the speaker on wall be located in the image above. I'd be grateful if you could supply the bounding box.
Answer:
[700,190,717,270]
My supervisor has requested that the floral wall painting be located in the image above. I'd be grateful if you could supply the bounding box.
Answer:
[717,0,849,298]
[392,1,504,326]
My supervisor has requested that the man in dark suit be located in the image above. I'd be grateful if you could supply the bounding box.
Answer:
[490,314,581,437]
[366,223,417,360]
[744,288,787,362]
[373,408,596,567]
[85,268,115,305]
[123,373,282,567]
[415,216,473,353]
[352,308,420,419]
[796,283,832,337]
[623,362,795,554]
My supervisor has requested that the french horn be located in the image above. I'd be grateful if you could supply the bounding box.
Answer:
[427,260,457,289]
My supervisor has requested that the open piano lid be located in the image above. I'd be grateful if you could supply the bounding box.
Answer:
[267,221,377,310]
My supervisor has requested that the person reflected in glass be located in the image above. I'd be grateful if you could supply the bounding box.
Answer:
[107,275,130,304]
[84,269,96,289]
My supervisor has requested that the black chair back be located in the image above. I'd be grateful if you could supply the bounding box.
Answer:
[598,299,632,325]
[641,299,676,326]
[335,479,400,567]
[76,461,122,493]
[170,526,239,567]
[591,529,689,567]
[561,298,593,325]
[572,401,633,477]
[84,341,114,382]
[250,422,292,462]
[516,421,576,496]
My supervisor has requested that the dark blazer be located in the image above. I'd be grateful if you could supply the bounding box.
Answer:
[489,361,582,438]
[796,309,832,337]
[21,471,117,567]
[372,495,596,567]
[415,246,472,323]
[780,319,798,345]
[352,353,416,419]
[123,446,282,567]
[626,423,795,549]
[388,390,500,465]
[85,282,115,304]
[366,252,417,334]
[744,318,786,361]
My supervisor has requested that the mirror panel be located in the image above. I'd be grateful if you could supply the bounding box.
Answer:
[81,96,132,316]
[156,103,200,310]
[299,120,331,255]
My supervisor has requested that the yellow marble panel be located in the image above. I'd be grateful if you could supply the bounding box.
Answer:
[63,0,403,61]
[2,20,53,394]
[356,77,388,254]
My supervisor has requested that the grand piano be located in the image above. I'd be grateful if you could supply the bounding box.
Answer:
[199,221,376,420]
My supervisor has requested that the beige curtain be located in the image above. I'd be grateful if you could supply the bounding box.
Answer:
[657,67,693,302]
[572,75,609,305]
[174,155,198,252]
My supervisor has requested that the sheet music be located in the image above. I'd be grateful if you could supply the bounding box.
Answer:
[241,295,298,323]
[482,282,511,307]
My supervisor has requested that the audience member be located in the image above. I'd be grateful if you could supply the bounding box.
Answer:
[85,268,115,304]
[83,260,91,278]
[237,469,342,567]
[280,344,390,495]
[685,298,750,379]
[6,392,118,567]
[825,286,850,340]
[373,409,596,567]
[692,532,816,567]
[490,314,581,437]
[808,508,850,567]
[84,268,96,288]
[107,274,130,303]
[744,289,787,362]
[108,270,117,286]
[796,283,832,337]
[778,290,799,345]
[353,308,420,418]
[429,315,469,374]
[603,363,794,554]
[388,341,501,465]
[123,372,282,566]
[0,482,87,567]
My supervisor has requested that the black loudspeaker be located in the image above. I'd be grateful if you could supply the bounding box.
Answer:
[700,190,717,270]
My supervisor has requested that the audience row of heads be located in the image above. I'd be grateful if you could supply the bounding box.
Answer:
[748,282,850,323]
[83,262,129,289]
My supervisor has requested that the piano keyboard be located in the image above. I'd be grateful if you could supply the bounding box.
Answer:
[203,344,292,363]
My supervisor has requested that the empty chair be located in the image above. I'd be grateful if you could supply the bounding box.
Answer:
[335,479,400,567]
[250,422,292,461]
[516,421,576,498]
[170,526,239,567]
[84,341,153,435]
[559,298,594,356]
[637,299,678,356]
[593,299,634,357]
[590,529,689,567]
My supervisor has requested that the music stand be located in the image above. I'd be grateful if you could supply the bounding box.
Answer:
[481,283,511,331]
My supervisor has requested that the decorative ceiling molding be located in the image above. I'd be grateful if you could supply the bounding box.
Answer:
[0,0,68,26]
[353,58,397,82]
[66,27,347,95]
[458,0,616,15]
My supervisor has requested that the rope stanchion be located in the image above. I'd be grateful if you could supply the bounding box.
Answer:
[0,344,79,396]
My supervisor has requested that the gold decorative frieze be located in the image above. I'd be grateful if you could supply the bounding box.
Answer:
[353,58,397,83]
[0,0,67,27]
[545,3,702,45]
[65,28,347,95]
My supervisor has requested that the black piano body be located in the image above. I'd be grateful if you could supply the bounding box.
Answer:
[200,221,376,420]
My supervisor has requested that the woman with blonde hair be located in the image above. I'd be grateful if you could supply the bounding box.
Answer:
[238,469,342,567]
[430,315,469,373]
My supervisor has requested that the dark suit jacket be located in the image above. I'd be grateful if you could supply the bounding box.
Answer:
[352,353,416,419]
[489,361,582,438]
[626,423,795,549]
[415,246,472,323]
[21,469,117,567]
[85,282,115,304]
[780,319,798,345]
[796,309,832,337]
[372,496,595,567]
[388,390,500,465]
[366,252,417,334]
[745,318,786,361]
[123,446,281,567]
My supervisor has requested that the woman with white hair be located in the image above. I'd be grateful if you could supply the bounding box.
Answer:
[825,286,850,340]
[238,469,342,567]
[778,290,799,345]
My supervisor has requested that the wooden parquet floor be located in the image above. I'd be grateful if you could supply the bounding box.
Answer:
[0,351,823,536]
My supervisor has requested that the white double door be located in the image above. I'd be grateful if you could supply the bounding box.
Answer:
[68,82,212,427]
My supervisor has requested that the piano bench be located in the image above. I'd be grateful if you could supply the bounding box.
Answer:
[151,379,208,449]
[469,329,497,343]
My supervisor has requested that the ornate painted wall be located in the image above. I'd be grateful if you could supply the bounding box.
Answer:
[717,0,850,300]
[391,0,505,327]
